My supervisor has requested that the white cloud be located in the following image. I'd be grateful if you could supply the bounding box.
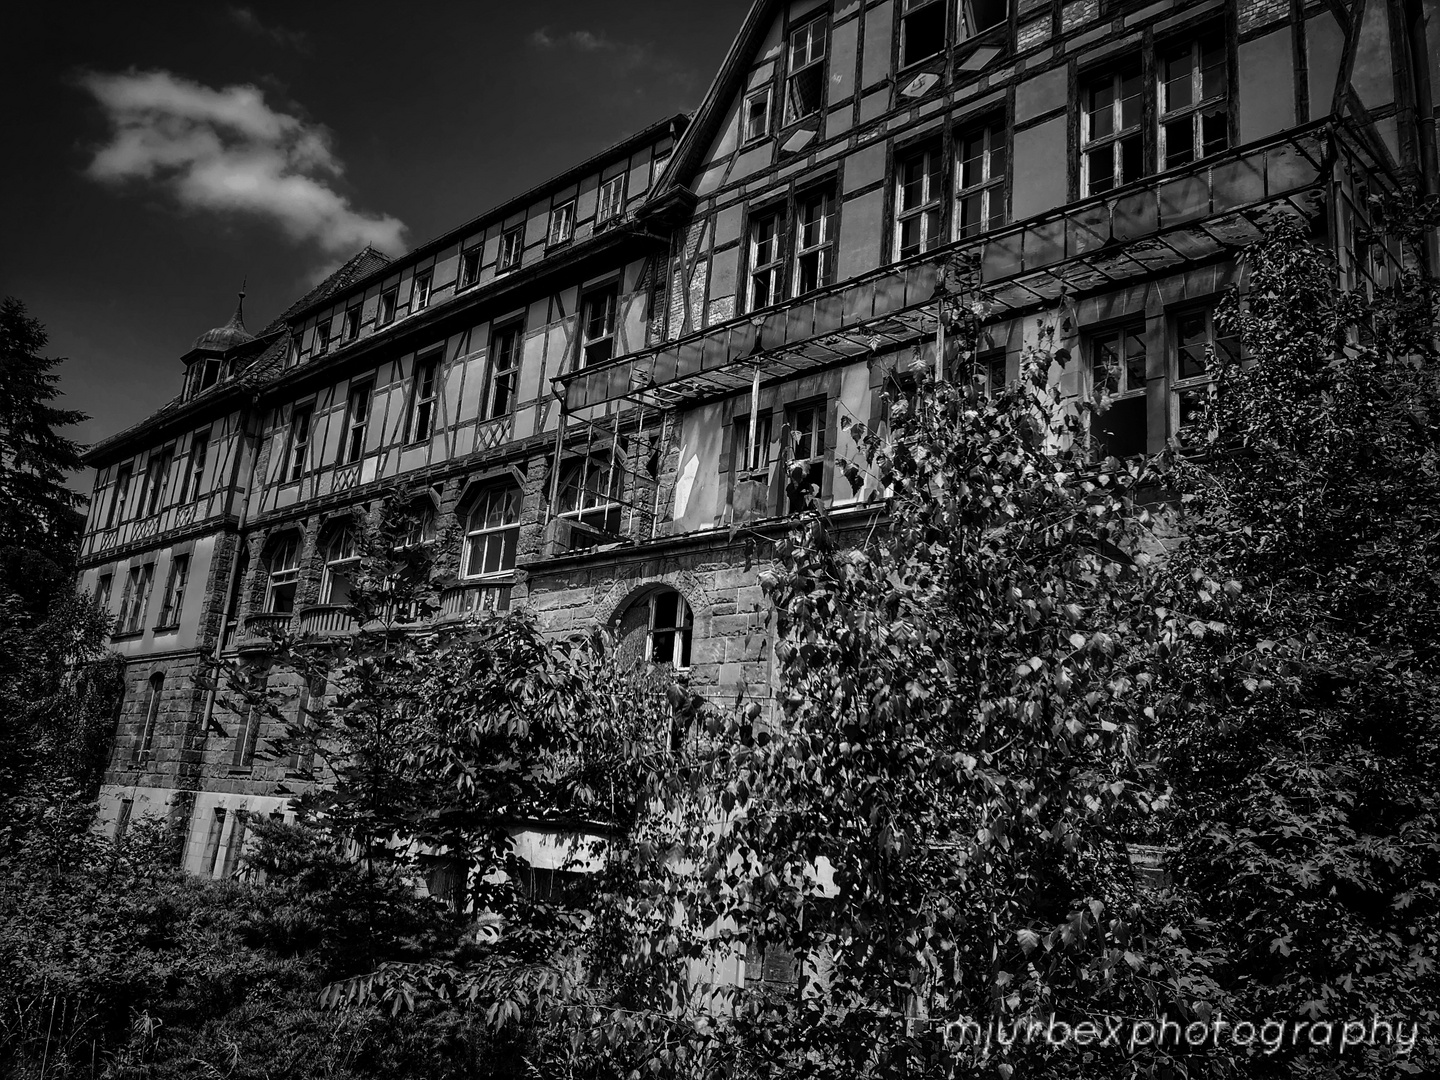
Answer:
[77,69,407,257]
[227,6,309,51]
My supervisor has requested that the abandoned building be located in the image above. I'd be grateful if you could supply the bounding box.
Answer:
[78,0,1435,886]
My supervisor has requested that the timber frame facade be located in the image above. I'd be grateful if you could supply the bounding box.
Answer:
[79,0,1437,885]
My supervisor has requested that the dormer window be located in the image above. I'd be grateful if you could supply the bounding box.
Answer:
[342,306,361,343]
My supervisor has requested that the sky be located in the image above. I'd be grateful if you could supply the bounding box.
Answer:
[0,0,752,491]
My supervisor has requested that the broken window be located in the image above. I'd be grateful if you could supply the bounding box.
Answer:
[1172,308,1240,447]
[156,554,189,627]
[747,208,786,311]
[412,270,433,311]
[895,144,945,259]
[735,412,774,474]
[343,381,371,464]
[784,16,827,124]
[1081,60,1147,196]
[558,454,625,541]
[959,0,1008,39]
[744,86,773,143]
[107,464,133,527]
[901,0,947,67]
[195,355,223,395]
[580,284,619,367]
[462,486,521,579]
[342,305,361,343]
[955,122,1007,238]
[1159,32,1229,170]
[786,401,827,514]
[286,404,313,482]
[549,201,576,247]
[320,523,360,607]
[978,348,1008,396]
[1088,322,1148,458]
[648,590,693,669]
[459,248,482,289]
[314,319,332,354]
[793,186,837,295]
[378,286,398,327]
[488,321,522,417]
[597,174,626,225]
[179,429,209,503]
[406,351,440,443]
[143,447,173,516]
[264,534,301,614]
[498,226,525,273]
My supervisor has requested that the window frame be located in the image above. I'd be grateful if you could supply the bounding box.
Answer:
[743,85,774,144]
[557,453,625,537]
[156,553,190,628]
[785,399,828,514]
[646,590,694,670]
[497,226,525,274]
[894,141,947,261]
[954,120,1008,239]
[1170,305,1240,444]
[135,672,163,763]
[548,201,576,248]
[1079,58,1149,197]
[108,464,133,527]
[899,0,949,70]
[264,534,302,614]
[286,403,314,483]
[734,411,775,476]
[783,14,829,126]
[232,662,270,770]
[579,283,620,368]
[377,286,398,327]
[487,320,523,419]
[745,204,787,313]
[314,319,332,355]
[1087,320,1150,457]
[1156,30,1230,172]
[459,247,482,290]
[596,174,627,226]
[118,562,156,635]
[143,447,174,517]
[342,305,361,344]
[178,429,209,504]
[406,349,442,445]
[793,185,838,297]
[343,381,372,465]
[320,523,361,607]
[412,269,434,311]
[461,486,522,580]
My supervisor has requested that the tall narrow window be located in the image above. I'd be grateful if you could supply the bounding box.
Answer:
[895,145,945,259]
[548,201,576,247]
[956,123,1007,238]
[743,87,773,143]
[96,572,114,612]
[118,562,156,635]
[220,809,249,879]
[580,285,619,367]
[135,672,163,763]
[108,465,133,527]
[407,352,440,443]
[960,0,1008,39]
[597,175,626,225]
[794,188,837,295]
[1089,322,1149,458]
[901,0,947,67]
[179,430,209,503]
[203,808,227,876]
[378,286,398,327]
[289,674,325,773]
[232,662,270,769]
[648,591,694,669]
[114,798,134,842]
[1081,60,1146,196]
[344,382,371,464]
[558,455,625,541]
[784,16,827,124]
[342,306,361,343]
[321,523,361,606]
[786,402,827,514]
[498,227,524,273]
[488,322,522,417]
[746,208,785,311]
[463,487,522,578]
[314,320,332,355]
[1159,33,1228,170]
[157,554,190,627]
[412,270,433,311]
[459,248,482,289]
[264,535,301,614]
[287,404,313,482]
[1173,308,1240,445]
[735,413,774,474]
[143,448,173,516]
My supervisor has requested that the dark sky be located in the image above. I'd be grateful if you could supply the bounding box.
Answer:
[0,1,750,488]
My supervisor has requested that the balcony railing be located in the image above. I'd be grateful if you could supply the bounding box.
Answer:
[439,581,513,619]
[297,604,359,638]
[234,610,291,652]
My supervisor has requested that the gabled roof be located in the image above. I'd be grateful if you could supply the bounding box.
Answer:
[645,0,777,208]
[256,247,393,336]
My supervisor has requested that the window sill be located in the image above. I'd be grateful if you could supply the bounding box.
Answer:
[152,622,180,633]
[545,239,574,253]
[227,766,255,777]
[112,629,144,641]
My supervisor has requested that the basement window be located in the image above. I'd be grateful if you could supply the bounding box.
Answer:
[784,16,827,124]
[900,0,947,67]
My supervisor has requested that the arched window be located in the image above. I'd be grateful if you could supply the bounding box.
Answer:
[463,487,521,578]
[558,454,624,537]
[264,534,301,613]
[647,590,693,669]
[134,672,163,763]
[320,522,361,606]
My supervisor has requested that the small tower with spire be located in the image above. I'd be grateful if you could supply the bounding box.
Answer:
[182,283,258,399]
